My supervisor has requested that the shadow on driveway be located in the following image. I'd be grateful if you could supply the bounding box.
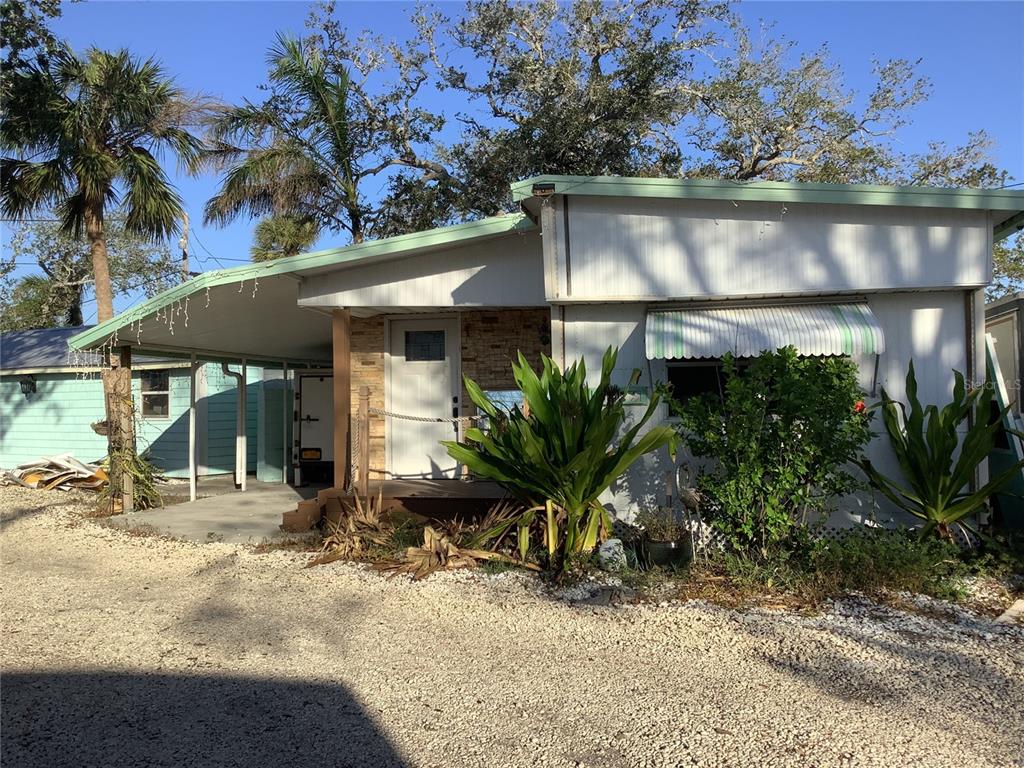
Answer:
[2,671,406,768]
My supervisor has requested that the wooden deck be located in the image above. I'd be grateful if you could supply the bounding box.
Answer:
[325,479,508,518]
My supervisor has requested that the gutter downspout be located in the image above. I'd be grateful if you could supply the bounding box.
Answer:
[221,360,247,490]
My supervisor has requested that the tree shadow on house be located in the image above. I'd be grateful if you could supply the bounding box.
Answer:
[2,670,407,768]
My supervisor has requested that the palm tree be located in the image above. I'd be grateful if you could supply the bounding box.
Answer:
[1,44,205,510]
[204,33,362,243]
[250,215,319,262]
[2,45,204,321]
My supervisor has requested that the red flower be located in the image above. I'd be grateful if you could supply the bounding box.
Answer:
[853,400,866,414]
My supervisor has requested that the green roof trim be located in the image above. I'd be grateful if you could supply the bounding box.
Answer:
[69,213,533,351]
[512,175,1024,219]
[995,210,1024,241]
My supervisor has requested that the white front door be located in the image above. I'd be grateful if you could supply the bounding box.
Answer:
[388,318,460,478]
[298,374,334,462]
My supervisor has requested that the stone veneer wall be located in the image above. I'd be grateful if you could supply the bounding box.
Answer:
[350,316,386,479]
[459,309,552,416]
[348,309,551,480]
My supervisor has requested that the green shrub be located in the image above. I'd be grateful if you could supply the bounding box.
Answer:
[860,361,1024,541]
[444,347,677,574]
[812,529,969,601]
[715,529,970,602]
[672,347,871,558]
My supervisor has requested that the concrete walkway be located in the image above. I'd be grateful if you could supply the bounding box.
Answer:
[110,478,320,544]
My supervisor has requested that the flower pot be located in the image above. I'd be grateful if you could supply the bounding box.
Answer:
[642,537,692,568]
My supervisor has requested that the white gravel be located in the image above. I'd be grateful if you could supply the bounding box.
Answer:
[2,485,1022,768]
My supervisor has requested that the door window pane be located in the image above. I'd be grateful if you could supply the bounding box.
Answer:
[405,330,445,361]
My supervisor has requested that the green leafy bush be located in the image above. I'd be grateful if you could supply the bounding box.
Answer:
[715,529,970,602]
[860,361,1024,541]
[444,347,677,574]
[811,529,969,601]
[672,347,871,558]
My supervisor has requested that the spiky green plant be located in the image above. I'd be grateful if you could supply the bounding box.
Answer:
[444,347,677,573]
[860,361,1024,541]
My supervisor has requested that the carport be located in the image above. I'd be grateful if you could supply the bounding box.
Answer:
[68,216,529,505]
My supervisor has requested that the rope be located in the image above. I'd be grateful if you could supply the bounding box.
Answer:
[367,406,482,424]
[349,408,486,486]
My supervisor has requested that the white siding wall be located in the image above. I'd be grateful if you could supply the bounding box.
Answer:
[298,231,546,308]
[556,196,991,301]
[561,291,973,524]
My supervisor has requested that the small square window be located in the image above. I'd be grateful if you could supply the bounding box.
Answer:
[141,370,170,418]
[405,330,445,361]
[667,362,725,405]
[667,359,751,405]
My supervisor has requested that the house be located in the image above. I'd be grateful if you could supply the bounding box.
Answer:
[0,326,274,485]
[67,176,1024,524]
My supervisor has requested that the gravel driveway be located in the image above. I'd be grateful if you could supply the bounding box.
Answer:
[2,486,1022,768]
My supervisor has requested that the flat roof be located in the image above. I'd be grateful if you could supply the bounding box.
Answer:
[512,175,1024,238]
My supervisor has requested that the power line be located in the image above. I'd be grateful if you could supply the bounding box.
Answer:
[189,230,253,267]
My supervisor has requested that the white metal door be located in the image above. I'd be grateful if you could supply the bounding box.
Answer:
[298,374,334,462]
[388,318,460,478]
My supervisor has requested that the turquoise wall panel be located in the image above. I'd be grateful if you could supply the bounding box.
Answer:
[2,363,264,480]
[1,374,110,467]
[201,363,261,476]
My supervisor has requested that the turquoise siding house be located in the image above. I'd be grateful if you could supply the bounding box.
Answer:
[0,327,274,479]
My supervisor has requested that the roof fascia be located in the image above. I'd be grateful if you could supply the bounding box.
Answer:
[70,214,532,351]
[510,175,1024,216]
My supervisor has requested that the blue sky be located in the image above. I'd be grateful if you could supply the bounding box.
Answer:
[5,0,1023,321]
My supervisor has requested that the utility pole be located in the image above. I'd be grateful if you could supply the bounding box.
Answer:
[179,211,189,282]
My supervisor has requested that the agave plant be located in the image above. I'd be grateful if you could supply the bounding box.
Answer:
[306,491,391,567]
[376,525,539,580]
[444,347,677,573]
[860,361,1024,541]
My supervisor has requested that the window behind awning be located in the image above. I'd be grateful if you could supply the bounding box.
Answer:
[645,303,885,360]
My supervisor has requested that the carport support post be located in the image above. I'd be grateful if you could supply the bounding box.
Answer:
[104,346,135,514]
[188,352,197,502]
[332,309,352,490]
[281,362,289,485]
[240,358,247,492]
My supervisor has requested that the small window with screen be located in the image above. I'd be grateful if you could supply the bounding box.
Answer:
[667,359,754,406]
[405,330,445,361]
[667,361,725,405]
[141,370,170,418]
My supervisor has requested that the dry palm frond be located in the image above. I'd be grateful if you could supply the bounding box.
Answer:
[435,499,523,552]
[306,491,391,567]
[463,498,522,550]
[376,526,540,580]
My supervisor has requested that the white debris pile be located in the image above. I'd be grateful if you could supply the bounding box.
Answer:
[1,454,107,491]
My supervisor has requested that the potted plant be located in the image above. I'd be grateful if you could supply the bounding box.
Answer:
[635,507,692,568]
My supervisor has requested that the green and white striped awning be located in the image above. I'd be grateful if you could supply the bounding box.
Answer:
[645,303,885,360]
